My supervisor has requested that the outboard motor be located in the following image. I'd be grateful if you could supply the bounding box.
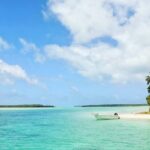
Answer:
[114,113,120,119]
[114,113,118,116]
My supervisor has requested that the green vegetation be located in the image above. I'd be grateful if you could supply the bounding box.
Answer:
[138,111,150,114]
[0,104,54,108]
[76,104,147,107]
[146,74,150,112]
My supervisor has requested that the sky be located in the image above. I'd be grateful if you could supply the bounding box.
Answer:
[0,0,149,106]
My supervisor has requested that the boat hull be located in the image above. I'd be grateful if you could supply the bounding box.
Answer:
[94,114,120,120]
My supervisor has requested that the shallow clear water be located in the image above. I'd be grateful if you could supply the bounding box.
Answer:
[0,106,150,150]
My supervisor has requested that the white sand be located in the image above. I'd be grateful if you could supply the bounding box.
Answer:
[119,113,150,119]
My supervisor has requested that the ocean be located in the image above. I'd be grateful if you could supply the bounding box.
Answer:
[0,106,149,150]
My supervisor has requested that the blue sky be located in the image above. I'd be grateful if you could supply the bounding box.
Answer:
[0,0,148,106]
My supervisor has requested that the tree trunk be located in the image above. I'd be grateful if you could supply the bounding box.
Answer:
[149,107,150,112]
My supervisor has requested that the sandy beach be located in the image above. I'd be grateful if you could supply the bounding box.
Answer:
[120,113,150,120]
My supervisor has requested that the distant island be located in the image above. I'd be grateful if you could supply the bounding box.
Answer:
[0,104,54,108]
[76,104,147,107]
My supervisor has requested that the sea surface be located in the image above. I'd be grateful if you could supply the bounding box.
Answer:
[0,106,150,150]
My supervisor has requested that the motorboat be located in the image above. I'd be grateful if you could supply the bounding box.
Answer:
[94,113,120,120]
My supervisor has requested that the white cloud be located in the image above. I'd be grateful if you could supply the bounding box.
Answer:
[42,0,150,83]
[19,38,45,63]
[45,44,148,83]
[20,38,39,53]
[0,59,38,85]
[0,37,11,51]
[43,0,137,44]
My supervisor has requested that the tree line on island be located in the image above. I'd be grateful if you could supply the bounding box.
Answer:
[0,104,54,108]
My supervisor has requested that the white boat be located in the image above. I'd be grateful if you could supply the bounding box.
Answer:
[94,113,120,120]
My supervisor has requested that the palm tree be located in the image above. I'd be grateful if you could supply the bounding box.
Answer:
[146,74,150,112]
[146,75,150,85]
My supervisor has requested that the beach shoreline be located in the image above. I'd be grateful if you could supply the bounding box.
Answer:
[119,113,150,120]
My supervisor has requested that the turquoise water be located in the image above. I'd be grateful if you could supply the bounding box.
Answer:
[0,106,150,150]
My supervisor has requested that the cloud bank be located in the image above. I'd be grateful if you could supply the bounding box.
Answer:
[0,59,38,85]
[42,0,150,83]
[0,37,11,51]
[20,38,45,63]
